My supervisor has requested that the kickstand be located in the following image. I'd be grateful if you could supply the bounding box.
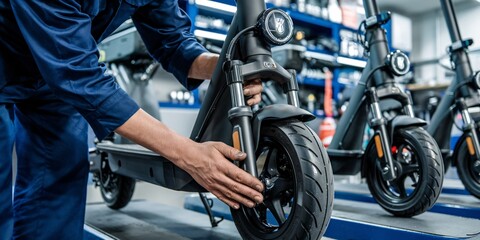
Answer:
[199,192,224,227]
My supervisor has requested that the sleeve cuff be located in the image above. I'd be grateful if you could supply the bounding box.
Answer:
[167,40,208,90]
[83,89,140,140]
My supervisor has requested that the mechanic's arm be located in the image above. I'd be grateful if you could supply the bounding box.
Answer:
[118,51,264,209]
[10,0,139,139]
[116,109,263,209]
[11,0,263,209]
[132,1,262,105]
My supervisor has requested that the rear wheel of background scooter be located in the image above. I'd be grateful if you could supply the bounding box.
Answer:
[231,120,333,240]
[365,127,444,217]
[455,132,480,199]
[98,153,136,210]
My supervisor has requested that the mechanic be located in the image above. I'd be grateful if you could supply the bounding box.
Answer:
[0,0,264,239]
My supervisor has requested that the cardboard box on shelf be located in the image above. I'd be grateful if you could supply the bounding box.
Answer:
[340,0,365,29]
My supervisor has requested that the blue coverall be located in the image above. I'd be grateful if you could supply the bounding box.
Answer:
[0,0,207,239]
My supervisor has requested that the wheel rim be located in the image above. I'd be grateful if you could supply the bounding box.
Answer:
[462,148,480,184]
[467,159,480,183]
[371,139,424,205]
[99,154,120,201]
[239,139,297,237]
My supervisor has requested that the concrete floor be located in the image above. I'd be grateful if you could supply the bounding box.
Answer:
[86,179,337,240]
[87,179,192,209]
[85,163,463,240]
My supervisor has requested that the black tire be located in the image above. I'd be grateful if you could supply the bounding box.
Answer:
[442,155,452,173]
[231,120,334,240]
[455,133,480,199]
[100,174,136,209]
[365,127,444,217]
[98,153,136,210]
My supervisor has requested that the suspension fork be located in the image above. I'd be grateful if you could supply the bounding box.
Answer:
[368,88,397,181]
[457,100,480,170]
[225,60,299,177]
[284,69,300,108]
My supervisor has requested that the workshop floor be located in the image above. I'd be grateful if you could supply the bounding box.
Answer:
[87,179,191,209]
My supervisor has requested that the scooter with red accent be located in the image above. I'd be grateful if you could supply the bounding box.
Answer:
[91,1,334,239]
[326,0,444,217]
[425,0,480,199]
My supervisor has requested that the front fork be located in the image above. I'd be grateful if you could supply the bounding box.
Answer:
[225,60,299,177]
[368,88,397,181]
[458,100,480,172]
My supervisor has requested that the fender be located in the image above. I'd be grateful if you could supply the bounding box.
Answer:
[361,115,426,177]
[252,104,315,147]
[387,115,426,143]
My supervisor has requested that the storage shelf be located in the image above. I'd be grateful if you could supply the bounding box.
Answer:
[158,102,201,109]
[298,77,325,87]
[336,55,367,68]
[182,0,369,103]
[339,23,361,33]
[195,0,235,16]
[337,54,367,62]
[305,48,337,63]
[193,27,227,41]
[286,9,339,32]
[194,26,227,35]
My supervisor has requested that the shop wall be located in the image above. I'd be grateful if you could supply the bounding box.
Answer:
[411,1,480,83]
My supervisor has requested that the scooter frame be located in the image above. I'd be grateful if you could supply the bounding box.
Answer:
[92,1,335,237]
[325,0,445,218]
[328,0,424,180]
[423,0,480,198]
[427,0,480,167]
[94,0,312,191]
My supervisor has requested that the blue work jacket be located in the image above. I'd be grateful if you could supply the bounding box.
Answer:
[0,0,207,139]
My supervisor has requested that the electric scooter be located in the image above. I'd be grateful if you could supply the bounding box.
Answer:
[425,0,480,199]
[327,0,444,217]
[90,1,334,239]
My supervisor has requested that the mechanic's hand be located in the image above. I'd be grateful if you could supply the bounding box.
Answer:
[244,79,263,106]
[182,141,264,209]
[188,53,263,106]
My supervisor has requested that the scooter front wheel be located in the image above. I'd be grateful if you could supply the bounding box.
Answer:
[231,120,333,240]
[455,132,480,199]
[365,127,444,217]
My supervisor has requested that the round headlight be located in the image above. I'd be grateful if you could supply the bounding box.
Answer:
[473,71,480,89]
[386,50,410,76]
[258,8,294,46]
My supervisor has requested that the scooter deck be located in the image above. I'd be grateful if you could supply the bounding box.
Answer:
[96,142,158,156]
[327,149,364,175]
[96,141,204,192]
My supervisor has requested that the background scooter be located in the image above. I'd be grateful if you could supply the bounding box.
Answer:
[90,1,334,239]
[326,0,444,217]
[424,0,480,199]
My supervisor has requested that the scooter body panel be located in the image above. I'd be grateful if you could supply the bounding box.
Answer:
[96,142,205,192]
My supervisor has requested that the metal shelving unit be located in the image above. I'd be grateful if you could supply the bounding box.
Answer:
[180,0,369,106]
